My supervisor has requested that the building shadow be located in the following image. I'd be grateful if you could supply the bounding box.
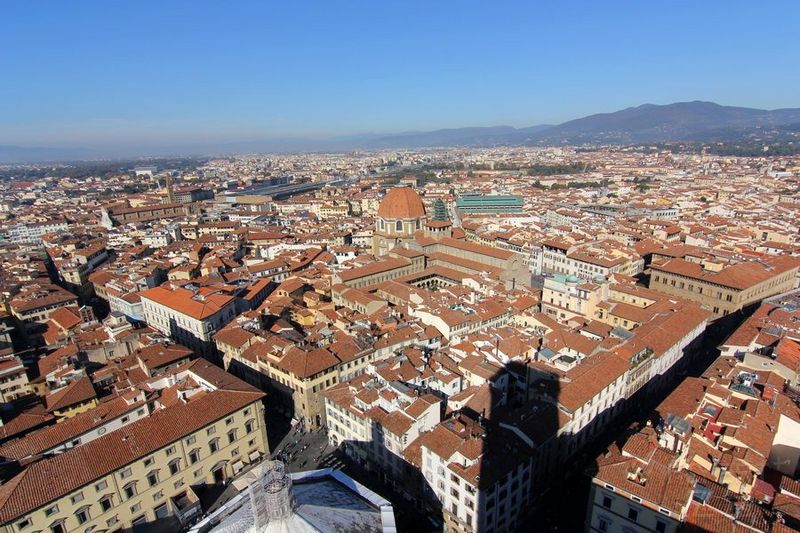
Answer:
[168,317,220,364]
[265,405,295,454]
[333,432,443,533]
[580,307,756,533]
[326,361,563,533]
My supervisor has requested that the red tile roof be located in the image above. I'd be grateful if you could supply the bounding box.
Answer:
[0,362,264,524]
[139,286,234,320]
[45,377,97,412]
[651,256,800,291]
[377,187,426,219]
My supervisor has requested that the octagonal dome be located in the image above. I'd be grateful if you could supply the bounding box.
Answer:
[377,187,426,219]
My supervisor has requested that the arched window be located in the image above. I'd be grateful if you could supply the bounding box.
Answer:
[416,219,421,230]
[396,220,403,232]
[379,219,385,231]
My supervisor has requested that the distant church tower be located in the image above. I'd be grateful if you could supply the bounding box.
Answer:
[165,175,176,204]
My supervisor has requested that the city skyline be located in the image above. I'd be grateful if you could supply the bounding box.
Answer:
[2,1,800,149]
[1,148,799,533]
[4,3,800,533]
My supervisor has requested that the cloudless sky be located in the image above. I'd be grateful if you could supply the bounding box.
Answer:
[1,1,799,148]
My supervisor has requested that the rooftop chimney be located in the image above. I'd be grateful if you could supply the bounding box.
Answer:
[627,466,647,486]
[717,466,727,484]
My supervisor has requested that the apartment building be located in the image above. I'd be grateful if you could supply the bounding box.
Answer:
[0,360,268,533]
[540,274,608,323]
[580,304,705,418]
[586,432,693,533]
[6,220,69,244]
[649,256,800,319]
[8,284,79,344]
[320,341,535,533]
[332,284,388,315]
[45,376,99,420]
[173,187,213,203]
[324,375,442,492]
[259,342,374,429]
[544,207,584,227]
[531,240,643,280]
[0,356,29,402]
[409,415,536,533]
[524,295,711,482]
[318,202,350,219]
[214,323,267,390]
[246,258,289,281]
[411,299,513,343]
[585,291,800,532]
[718,290,800,377]
[139,284,237,358]
[215,319,377,430]
[48,242,109,300]
[197,221,239,238]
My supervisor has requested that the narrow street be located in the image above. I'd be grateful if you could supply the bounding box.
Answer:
[532,314,747,531]
[270,424,336,473]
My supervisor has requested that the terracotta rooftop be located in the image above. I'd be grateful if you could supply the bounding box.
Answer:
[377,187,426,219]
[139,285,234,320]
[651,256,800,290]
[0,365,263,524]
[45,377,97,413]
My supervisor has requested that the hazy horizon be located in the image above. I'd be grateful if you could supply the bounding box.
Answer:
[2,1,800,150]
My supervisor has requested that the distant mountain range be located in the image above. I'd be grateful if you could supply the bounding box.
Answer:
[526,101,800,146]
[361,101,800,148]
[2,101,800,163]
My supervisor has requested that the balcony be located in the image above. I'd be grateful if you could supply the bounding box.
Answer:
[628,347,653,369]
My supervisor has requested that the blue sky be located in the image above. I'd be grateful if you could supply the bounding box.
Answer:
[1,1,799,147]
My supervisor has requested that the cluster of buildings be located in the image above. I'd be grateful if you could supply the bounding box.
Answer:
[587,291,800,532]
[0,147,797,532]
[0,354,269,532]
